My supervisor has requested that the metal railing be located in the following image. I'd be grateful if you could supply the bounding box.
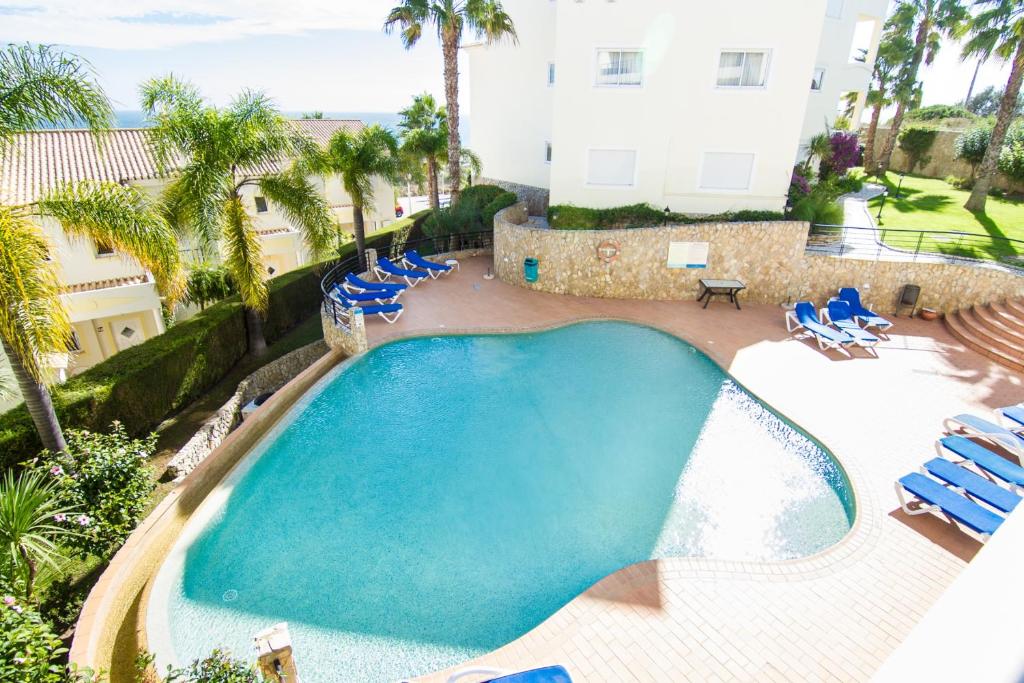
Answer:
[807,224,1024,272]
[320,230,494,326]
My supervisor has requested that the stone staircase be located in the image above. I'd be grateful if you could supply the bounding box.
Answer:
[945,299,1024,373]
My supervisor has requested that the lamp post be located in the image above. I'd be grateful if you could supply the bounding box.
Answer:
[663,206,671,226]
[876,190,888,224]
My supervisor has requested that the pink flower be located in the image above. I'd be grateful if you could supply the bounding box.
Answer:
[11,604,22,614]
[54,513,67,523]
[76,515,91,526]
[13,657,25,665]
[2,595,14,606]
[50,465,63,476]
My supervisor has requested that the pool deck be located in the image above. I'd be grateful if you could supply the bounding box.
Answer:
[358,256,1023,682]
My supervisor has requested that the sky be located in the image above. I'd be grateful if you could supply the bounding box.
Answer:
[0,0,1013,118]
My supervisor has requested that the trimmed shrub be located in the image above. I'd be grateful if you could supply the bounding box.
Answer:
[946,175,973,190]
[907,104,976,121]
[997,122,1024,183]
[547,203,785,230]
[423,184,506,237]
[898,126,938,172]
[481,190,517,227]
[954,126,993,174]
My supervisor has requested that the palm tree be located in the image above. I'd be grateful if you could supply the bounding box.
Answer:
[0,469,79,599]
[863,14,916,172]
[458,147,482,187]
[398,93,447,210]
[877,0,968,173]
[142,76,336,357]
[384,0,517,202]
[315,125,401,266]
[958,0,1024,212]
[1,185,183,453]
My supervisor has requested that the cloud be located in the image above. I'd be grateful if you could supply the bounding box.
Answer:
[0,0,399,49]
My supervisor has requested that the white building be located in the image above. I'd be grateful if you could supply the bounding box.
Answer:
[467,0,888,215]
[0,119,396,411]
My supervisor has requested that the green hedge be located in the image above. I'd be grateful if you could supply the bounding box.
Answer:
[547,203,786,230]
[0,228,410,469]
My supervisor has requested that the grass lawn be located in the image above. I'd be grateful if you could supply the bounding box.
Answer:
[867,173,1024,262]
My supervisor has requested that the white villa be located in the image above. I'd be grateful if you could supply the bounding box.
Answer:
[0,119,396,411]
[467,0,888,214]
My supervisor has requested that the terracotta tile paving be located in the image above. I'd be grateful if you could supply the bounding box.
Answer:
[355,257,1023,682]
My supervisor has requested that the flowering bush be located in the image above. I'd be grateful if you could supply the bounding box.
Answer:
[822,132,861,178]
[0,596,66,683]
[788,168,811,205]
[38,422,156,560]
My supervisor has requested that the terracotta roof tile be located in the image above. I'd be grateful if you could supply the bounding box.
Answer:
[64,273,152,294]
[1,119,364,205]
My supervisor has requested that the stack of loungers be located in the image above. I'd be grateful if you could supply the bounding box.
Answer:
[785,287,893,356]
[895,407,1024,543]
[327,251,459,324]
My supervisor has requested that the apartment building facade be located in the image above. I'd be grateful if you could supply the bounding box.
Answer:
[0,119,395,411]
[467,0,888,215]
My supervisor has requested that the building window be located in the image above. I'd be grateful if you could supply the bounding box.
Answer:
[586,149,636,187]
[595,50,643,87]
[700,152,755,191]
[547,62,556,86]
[254,196,269,213]
[716,50,770,88]
[811,67,826,91]
[67,331,82,353]
[826,0,843,18]
[95,241,114,257]
[545,141,552,164]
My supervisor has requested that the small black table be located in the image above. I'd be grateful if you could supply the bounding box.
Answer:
[697,279,746,310]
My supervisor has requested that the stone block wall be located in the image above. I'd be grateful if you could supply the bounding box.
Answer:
[479,176,551,215]
[166,340,328,478]
[869,127,1024,194]
[494,205,1024,314]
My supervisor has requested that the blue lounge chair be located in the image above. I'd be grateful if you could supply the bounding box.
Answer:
[943,413,1024,458]
[997,404,1024,429]
[821,300,880,351]
[895,472,1005,542]
[402,250,457,279]
[447,666,572,683]
[327,289,403,323]
[344,272,407,294]
[922,457,1021,514]
[374,257,430,287]
[785,301,855,354]
[331,284,398,304]
[838,287,893,332]
[936,435,1024,492]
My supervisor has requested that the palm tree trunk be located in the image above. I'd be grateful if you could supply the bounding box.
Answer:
[426,156,440,210]
[863,98,883,173]
[877,102,906,174]
[244,307,267,358]
[442,30,462,203]
[353,204,368,269]
[0,336,66,453]
[965,42,1024,213]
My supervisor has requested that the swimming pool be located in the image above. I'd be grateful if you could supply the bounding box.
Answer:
[149,322,853,682]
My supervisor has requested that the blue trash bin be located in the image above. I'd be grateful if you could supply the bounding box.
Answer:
[524,257,539,283]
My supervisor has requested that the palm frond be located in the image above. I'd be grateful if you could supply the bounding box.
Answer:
[37,181,185,302]
[464,0,518,45]
[258,171,336,262]
[0,206,70,384]
[0,43,113,151]
[222,197,267,314]
[384,0,431,48]
[325,125,401,209]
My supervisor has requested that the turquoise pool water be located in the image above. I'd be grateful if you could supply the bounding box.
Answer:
[152,322,853,682]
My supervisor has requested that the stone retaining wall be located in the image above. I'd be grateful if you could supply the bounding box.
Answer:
[494,205,1024,314]
[869,127,1024,194]
[479,177,550,215]
[166,340,328,478]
